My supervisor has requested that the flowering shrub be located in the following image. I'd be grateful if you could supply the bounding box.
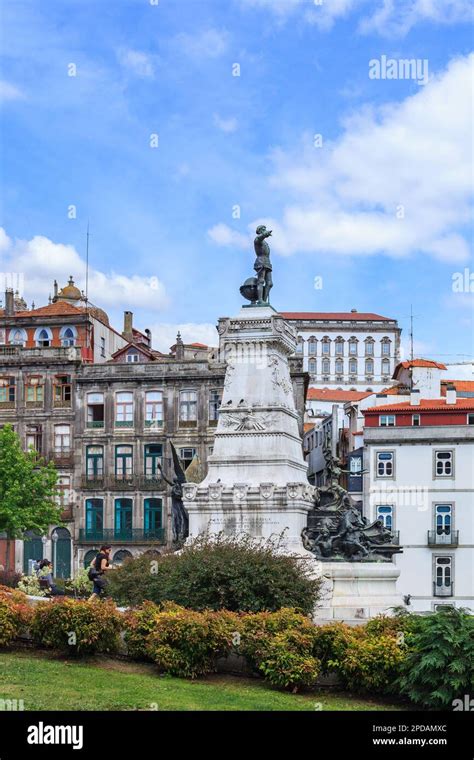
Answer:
[146,605,239,678]
[334,634,406,694]
[0,588,33,647]
[123,601,161,660]
[17,574,46,597]
[31,598,122,655]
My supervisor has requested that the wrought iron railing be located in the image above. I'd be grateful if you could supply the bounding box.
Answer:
[78,528,165,544]
[427,530,459,547]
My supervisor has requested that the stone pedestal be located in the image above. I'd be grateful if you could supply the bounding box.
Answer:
[313,562,403,624]
[184,305,314,554]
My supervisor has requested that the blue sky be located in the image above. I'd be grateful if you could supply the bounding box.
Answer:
[0,0,472,365]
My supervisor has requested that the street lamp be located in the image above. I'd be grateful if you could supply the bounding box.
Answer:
[52,532,58,577]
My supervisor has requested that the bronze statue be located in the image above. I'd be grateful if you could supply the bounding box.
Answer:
[158,442,189,545]
[253,225,273,304]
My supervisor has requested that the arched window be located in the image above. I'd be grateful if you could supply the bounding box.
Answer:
[308,337,317,355]
[335,358,343,374]
[113,549,133,566]
[59,326,77,347]
[9,328,27,346]
[308,358,317,374]
[34,327,53,347]
[365,359,374,375]
[83,550,96,569]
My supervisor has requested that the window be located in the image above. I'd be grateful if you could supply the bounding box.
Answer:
[113,549,133,566]
[126,353,139,363]
[87,392,104,428]
[435,451,453,477]
[436,505,452,536]
[60,327,76,347]
[350,456,362,474]
[115,445,133,480]
[209,389,221,422]
[54,375,72,406]
[35,327,52,347]
[86,446,104,480]
[144,444,163,479]
[376,505,393,530]
[145,391,163,427]
[308,358,317,374]
[114,498,133,538]
[295,337,304,354]
[382,358,390,375]
[435,557,452,594]
[116,392,134,426]
[26,425,42,454]
[322,358,330,374]
[85,498,103,536]
[144,498,163,537]
[365,359,374,375]
[322,338,330,355]
[335,339,344,355]
[180,447,196,470]
[0,377,15,404]
[412,414,420,426]
[381,340,391,356]
[54,424,71,452]
[349,339,358,355]
[380,415,395,427]
[180,390,197,422]
[25,375,44,404]
[365,340,374,356]
[9,328,26,346]
[349,358,357,374]
[308,337,317,355]
[335,358,343,374]
[468,414,474,425]
[57,475,72,507]
[376,451,394,477]
[100,337,106,358]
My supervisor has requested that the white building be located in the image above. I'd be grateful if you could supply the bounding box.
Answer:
[281,310,401,392]
[362,366,474,613]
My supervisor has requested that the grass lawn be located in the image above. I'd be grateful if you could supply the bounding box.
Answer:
[0,649,407,711]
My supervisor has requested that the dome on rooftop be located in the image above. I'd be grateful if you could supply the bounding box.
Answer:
[56,276,83,303]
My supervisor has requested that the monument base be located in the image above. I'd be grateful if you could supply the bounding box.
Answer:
[311,561,404,624]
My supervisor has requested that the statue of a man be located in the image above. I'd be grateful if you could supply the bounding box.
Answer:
[253,225,273,304]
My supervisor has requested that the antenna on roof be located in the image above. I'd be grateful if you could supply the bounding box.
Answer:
[85,220,90,308]
[410,304,414,361]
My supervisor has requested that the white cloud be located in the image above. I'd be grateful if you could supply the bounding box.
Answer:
[213,113,238,133]
[173,28,228,59]
[0,229,168,311]
[117,49,156,78]
[148,322,218,352]
[207,224,249,248]
[0,80,25,101]
[240,0,472,35]
[261,54,473,262]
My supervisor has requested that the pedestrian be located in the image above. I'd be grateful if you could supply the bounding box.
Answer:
[87,545,112,601]
[37,559,64,596]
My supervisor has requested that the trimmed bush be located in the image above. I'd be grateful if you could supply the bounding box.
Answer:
[31,598,122,655]
[334,633,406,694]
[239,608,321,691]
[0,587,32,647]
[398,607,474,709]
[146,605,239,678]
[123,601,162,660]
[107,534,321,614]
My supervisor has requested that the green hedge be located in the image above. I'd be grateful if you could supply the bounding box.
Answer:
[107,534,322,614]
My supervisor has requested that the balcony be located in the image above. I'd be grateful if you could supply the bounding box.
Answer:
[60,507,74,521]
[433,582,453,598]
[139,476,166,491]
[78,528,165,544]
[81,476,105,490]
[0,346,82,364]
[428,530,459,547]
[87,420,104,429]
[110,475,137,490]
[51,449,73,467]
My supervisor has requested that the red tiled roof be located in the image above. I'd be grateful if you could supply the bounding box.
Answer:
[394,359,447,373]
[281,312,394,322]
[188,342,208,348]
[364,398,474,413]
[307,387,372,402]
[442,380,474,393]
[0,302,83,318]
[303,422,315,433]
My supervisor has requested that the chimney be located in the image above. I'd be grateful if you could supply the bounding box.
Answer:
[5,288,14,316]
[410,389,421,406]
[175,331,184,361]
[445,384,457,405]
[53,280,58,299]
[145,328,151,347]
[123,311,133,340]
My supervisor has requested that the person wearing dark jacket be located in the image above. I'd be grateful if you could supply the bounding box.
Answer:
[87,546,112,601]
